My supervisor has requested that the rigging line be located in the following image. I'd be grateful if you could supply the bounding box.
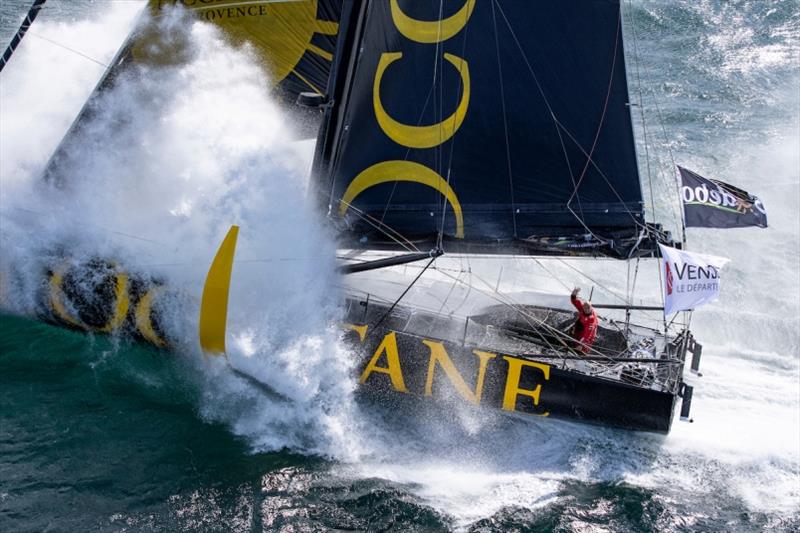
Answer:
[379,0,445,230]
[622,4,667,327]
[497,4,628,238]
[631,79,684,237]
[0,0,46,73]
[337,200,420,253]
[650,90,687,245]
[625,0,657,227]
[108,231,168,247]
[28,31,108,68]
[434,267,465,316]
[490,0,517,238]
[412,259,575,356]
[437,258,474,314]
[340,201,416,251]
[554,121,650,231]
[457,268,614,360]
[402,259,640,361]
[0,207,171,247]
[655,232,667,328]
[656,142,683,238]
[436,267,571,357]
[492,2,594,234]
[130,257,329,269]
[435,0,445,227]
[628,256,641,336]
[631,42,685,244]
[379,77,438,225]
[565,7,623,210]
[557,122,647,239]
[492,2,558,130]
[555,257,639,307]
[554,112,590,232]
[626,257,632,303]
[531,258,572,293]
[493,2,640,231]
[368,255,437,333]
[438,2,472,249]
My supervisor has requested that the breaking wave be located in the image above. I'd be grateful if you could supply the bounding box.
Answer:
[0,0,797,529]
[0,5,367,460]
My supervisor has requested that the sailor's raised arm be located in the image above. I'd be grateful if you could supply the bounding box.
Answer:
[570,287,584,311]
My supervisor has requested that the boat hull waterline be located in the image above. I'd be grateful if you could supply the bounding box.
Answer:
[14,258,693,434]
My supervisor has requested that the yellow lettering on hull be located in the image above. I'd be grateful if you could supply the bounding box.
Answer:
[501,356,550,415]
[423,340,495,405]
[134,286,167,347]
[359,332,408,393]
[99,273,130,333]
[48,265,129,333]
[48,269,86,330]
[344,323,369,343]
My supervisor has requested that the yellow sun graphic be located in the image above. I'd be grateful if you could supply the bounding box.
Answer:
[135,0,339,94]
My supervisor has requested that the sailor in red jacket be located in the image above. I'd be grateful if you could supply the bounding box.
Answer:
[570,287,598,354]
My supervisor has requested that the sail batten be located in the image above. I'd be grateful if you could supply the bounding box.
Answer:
[315,0,664,259]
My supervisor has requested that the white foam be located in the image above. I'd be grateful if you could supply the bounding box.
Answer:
[0,1,144,187]
[0,0,798,526]
[0,5,366,460]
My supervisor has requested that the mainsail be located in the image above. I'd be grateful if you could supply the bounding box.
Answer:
[314,0,674,259]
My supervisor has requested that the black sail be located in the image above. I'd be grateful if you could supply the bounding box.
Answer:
[315,0,666,258]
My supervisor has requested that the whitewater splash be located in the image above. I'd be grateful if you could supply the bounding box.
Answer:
[0,4,368,460]
[339,0,799,525]
[0,1,797,529]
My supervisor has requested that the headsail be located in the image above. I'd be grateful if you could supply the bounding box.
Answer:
[43,0,342,183]
[314,0,671,258]
[140,0,342,101]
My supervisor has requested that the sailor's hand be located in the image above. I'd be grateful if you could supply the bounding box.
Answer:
[571,287,580,298]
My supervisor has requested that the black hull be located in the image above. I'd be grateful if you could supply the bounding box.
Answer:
[18,259,688,434]
[347,301,685,433]
[344,320,678,434]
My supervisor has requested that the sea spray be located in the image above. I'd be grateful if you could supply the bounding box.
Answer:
[0,6,368,460]
[0,1,798,530]
[320,0,800,523]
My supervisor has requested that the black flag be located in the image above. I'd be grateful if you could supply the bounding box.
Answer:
[678,166,767,229]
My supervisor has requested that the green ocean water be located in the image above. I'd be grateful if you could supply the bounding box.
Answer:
[2,310,797,532]
[1,1,799,531]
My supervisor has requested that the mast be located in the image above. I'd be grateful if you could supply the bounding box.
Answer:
[309,0,370,214]
[0,0,47,73]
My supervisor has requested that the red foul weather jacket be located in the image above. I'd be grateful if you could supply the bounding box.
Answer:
[571,295,598,354]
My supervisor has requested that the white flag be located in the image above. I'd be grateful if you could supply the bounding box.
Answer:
[658,244,730,315]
